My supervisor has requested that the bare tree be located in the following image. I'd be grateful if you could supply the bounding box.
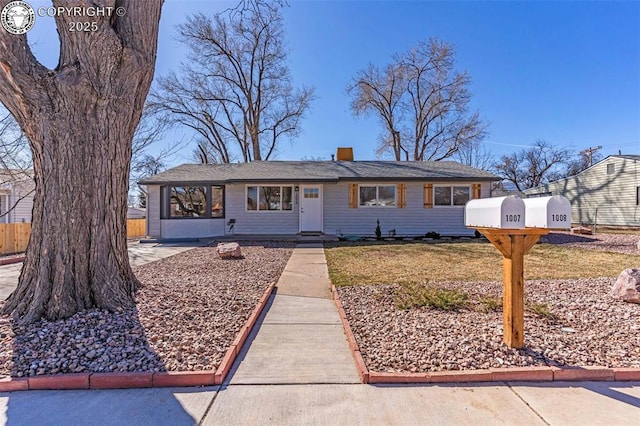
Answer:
[350,63,406,160]
[494,140,571,192]
[0,109,33,209]
[349,38,487,161]
[565,149,603,177]
[130,106,182,206]
[454,139,494,171]
[0,0,163,324]
[150,1,313,163]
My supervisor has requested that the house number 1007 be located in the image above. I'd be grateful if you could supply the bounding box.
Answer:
[505,214,520,222]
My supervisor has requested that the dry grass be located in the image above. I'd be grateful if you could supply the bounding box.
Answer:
[325,241,637,286]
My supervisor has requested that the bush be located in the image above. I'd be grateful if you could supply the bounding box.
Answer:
[375,219,382,239]
[425,231,441,239]
[526,301,557,320]
[478,296,502,313]
[395,282,468,311]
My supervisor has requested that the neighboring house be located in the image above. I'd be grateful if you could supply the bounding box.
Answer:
[524,155,640,227]
[127,207,146,219]
[139,151,499,239]
[0,169,34,224]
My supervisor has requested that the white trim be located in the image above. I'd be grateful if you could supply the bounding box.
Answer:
[357,183,397,208]
[245,184,295,213]
[433,184,471,208]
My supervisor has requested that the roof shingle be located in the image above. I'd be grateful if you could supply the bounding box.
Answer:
[138,161,499,184]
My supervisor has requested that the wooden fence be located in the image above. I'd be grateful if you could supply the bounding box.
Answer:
[0,219,146,255]
[126,218,147,238]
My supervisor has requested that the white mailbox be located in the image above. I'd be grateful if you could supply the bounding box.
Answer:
[523,195,571,229]
[465,195,525,229]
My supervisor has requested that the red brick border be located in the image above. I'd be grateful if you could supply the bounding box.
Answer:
[0,281,277,392]
[330,284,640,385]
[0,256,24,266]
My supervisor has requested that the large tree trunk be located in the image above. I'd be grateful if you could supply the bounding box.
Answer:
[0,0,163,324]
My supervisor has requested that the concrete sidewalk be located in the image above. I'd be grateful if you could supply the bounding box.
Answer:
[0,242,639,425]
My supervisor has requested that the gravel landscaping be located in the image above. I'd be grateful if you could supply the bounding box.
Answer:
[336,232,640,373]
[541,231,640,255]
[0,242,294,378]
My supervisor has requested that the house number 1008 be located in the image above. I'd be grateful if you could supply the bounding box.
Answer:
[551,214,567,221]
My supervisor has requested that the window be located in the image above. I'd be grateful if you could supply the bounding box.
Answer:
[170,186,206,218]
[247,186,293,211]
[607,164,615,174]
[303,188,319,198]
[165,185,224,219]
[637,186,640,206]
[434,186,470,206]
[211,186,224,217]
[359,185,396,207]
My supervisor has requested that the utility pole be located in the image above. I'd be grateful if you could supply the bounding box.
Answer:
[580,146,602,166]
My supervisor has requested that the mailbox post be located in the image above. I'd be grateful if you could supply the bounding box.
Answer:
[465,195,570,349]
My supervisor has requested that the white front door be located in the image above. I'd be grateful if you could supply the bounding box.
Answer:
[299,185,323,232]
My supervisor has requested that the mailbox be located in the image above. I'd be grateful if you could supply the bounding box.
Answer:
[523,195,571,230]
[464,195,525,229]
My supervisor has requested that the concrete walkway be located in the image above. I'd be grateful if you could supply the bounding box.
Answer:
[229,243,360,385]
[0,242,639,424]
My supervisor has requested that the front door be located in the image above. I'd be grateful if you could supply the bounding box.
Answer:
[299,185,323,232]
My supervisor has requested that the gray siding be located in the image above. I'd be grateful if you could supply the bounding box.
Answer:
[147,185,161,237]
[0,179,34,223]
[224,183,299,234]
[526,157,640,226]
[324,181,483,236]
[160,218,225,238]
[147,181,489,238]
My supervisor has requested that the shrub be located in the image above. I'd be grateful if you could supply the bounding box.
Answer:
[526,301,557,320]
[395,282,468,311]
[478,296,502,313]
[425,231,441,239]
[375,219,382,239]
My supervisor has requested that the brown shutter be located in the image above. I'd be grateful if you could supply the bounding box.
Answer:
[423,183,433,208]
[349,183,358,208]
[396,183,406,208]
[472,183,481,199]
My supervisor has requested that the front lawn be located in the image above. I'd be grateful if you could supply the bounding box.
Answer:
[325,241,637,286]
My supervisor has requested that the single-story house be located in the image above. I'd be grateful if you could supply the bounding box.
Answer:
[0,169,34,224]
[139,151,499,239]
[524,154,640,227]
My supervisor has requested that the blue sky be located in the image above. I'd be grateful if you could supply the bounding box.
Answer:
[22,1,640,165]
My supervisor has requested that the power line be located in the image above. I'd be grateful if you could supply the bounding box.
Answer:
[580,146,602,166]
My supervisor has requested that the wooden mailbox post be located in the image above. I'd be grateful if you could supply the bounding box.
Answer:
[473,227,547,348]
[465,195,571,349]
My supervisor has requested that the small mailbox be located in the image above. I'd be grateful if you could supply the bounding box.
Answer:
[464,195,525,229]
[523,195,571,230]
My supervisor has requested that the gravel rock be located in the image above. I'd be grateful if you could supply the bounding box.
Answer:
[610,268,640,303]
[541,232,640,255]
[0,242,294,378]
[338,278,640,373]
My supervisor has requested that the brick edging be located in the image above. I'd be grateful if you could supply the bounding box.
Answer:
[331,285,370,383]
[0,256,25,266]
[0,281,277,392]
[330,285,640,384]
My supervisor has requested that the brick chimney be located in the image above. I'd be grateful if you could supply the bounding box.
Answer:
[336,147,354,161]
